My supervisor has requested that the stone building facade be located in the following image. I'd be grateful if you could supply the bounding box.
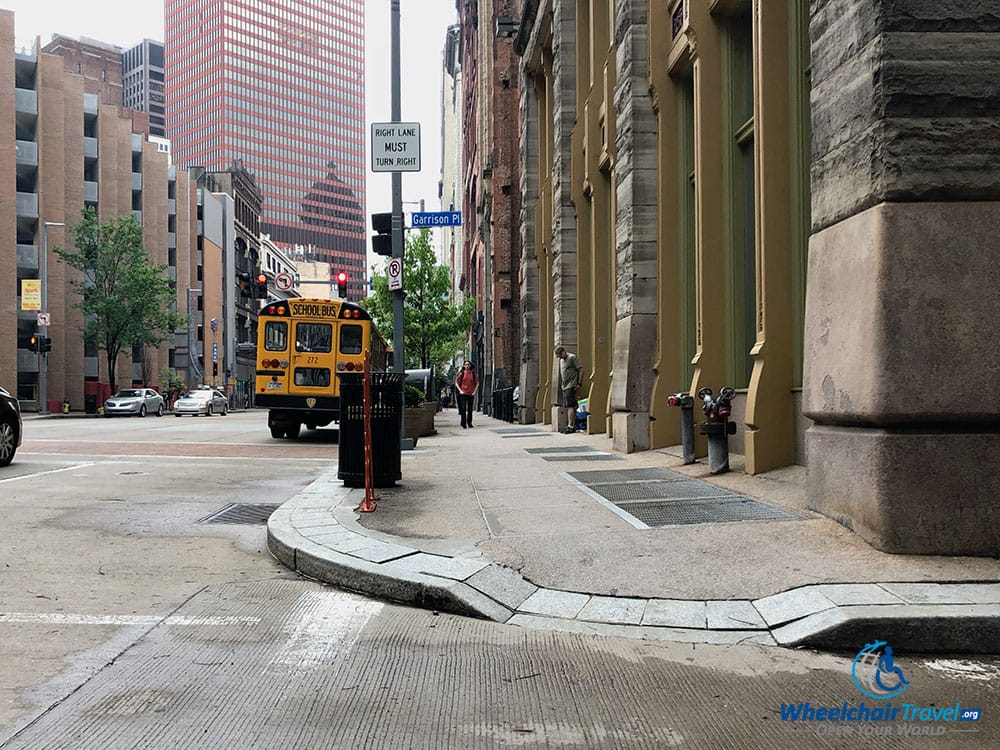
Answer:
[512,1,997,554]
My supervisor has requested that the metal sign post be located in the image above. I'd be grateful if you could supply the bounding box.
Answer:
[389,0,414,450]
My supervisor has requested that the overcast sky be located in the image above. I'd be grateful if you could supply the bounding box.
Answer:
[2,0,459,265]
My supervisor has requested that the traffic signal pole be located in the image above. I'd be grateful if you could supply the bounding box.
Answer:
[389,0,413,450]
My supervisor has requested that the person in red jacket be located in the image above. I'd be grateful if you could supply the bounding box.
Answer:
[454,360,478,429]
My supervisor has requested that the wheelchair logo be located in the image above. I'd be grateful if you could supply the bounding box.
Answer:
[852,641,911,700]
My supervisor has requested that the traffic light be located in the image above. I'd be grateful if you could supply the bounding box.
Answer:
[254,272,269,298]
[371,212,392,256]
[237,272,253,297]
[336,271,349,298]
[29,335,51,353]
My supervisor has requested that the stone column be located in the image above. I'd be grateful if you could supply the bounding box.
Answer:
[611,1,659,452]
[804,0,1000,555]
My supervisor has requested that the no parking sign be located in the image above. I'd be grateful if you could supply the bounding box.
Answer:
[387,258,403,291]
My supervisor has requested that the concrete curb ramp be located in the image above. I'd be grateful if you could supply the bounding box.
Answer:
[267,470,1000,653]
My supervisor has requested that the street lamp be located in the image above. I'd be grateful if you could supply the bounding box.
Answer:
[39,220,65,414]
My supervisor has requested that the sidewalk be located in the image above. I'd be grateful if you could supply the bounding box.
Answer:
[267,407,1000,653]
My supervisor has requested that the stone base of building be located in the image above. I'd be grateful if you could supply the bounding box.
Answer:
[612,411,650,453]
[806,424,1000,556]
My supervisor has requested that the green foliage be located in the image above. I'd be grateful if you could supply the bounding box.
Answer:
[53,207,184,393]
[404,384,426,408]
[160,367,185,392]
[364,228,476,370]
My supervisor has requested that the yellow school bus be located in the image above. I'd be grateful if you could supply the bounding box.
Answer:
[255,298,388,439]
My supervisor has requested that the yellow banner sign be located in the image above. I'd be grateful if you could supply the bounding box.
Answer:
[21,279,41,311]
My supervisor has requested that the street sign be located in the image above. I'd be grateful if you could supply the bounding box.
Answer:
[37,312,50,327]
[387,258,403,291]
[274,272,293,291]
[411,211,462,228]
[371,122,421,172]
[212,342,218,362]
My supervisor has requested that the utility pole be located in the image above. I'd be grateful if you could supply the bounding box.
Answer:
[390,0,413,449]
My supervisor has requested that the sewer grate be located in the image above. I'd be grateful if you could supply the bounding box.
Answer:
[569,468,683,484]
[588,480,734,502]
[540,454,623,462]
[499,433,551,438]
[616,497,800,527]
[524,446,600,454]
[493,427,543,434]
[198,503,281,525]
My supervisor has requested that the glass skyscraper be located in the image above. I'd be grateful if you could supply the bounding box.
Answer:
[164,0,366,295]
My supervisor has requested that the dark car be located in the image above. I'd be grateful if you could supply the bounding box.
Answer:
[0,385,23,467]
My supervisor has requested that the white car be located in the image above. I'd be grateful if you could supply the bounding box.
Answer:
[104,388,165,418]
[174,388,229,417]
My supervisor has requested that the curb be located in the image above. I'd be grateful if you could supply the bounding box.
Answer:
[267,468,1000,653]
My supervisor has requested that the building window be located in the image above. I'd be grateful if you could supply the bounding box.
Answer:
[726,11,756,388]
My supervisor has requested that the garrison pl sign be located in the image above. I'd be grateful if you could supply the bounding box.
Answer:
[370,122,421,172]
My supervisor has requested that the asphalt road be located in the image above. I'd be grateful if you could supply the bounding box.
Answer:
[1,412,997,748]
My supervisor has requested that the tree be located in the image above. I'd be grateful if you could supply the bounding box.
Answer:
[364,228,475,370]
[54,207,183,394]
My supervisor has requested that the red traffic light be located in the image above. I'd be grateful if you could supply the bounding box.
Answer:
[336,271,348,298]
[256,273,267,284]
[337,272,348,283]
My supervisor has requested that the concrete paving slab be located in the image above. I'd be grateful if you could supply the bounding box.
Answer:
[642,600,707,629]
[325,534,376,555]
[753,587,838,627]
[465,565,539,610]
[390,552,490,581]
[953,583,1000,603]
[814,583,907,606]
[706,600,767,630]
[309,528,363,547]
[347,540,418,563]
[519,589,591,619]
[879,582,982,605]
[576,596,646,625]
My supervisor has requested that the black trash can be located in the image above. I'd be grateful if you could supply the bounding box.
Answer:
[84,394,98,414]
[337,372,403,488]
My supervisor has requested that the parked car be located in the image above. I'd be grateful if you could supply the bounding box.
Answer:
[104,388,165,418]
[0,385,22,467]
[174,388,229,417]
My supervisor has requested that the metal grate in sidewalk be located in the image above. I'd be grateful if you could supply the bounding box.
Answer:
[589,480,733,502]
[616,497,800,526]
[566,469,800,527]
[493,427,544,434]
[198,503,281,525]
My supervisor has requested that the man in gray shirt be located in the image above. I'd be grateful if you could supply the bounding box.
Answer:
[555,345,583,433]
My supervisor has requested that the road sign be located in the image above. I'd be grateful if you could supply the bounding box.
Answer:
[387,258,403,291]
[411,211,462,228]
[274,272,293,291]
[37,312,50,327]
[371,122,421,172]
[212,342,218,362]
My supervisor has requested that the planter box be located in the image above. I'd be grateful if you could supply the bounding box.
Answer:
[404,401,437,440]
